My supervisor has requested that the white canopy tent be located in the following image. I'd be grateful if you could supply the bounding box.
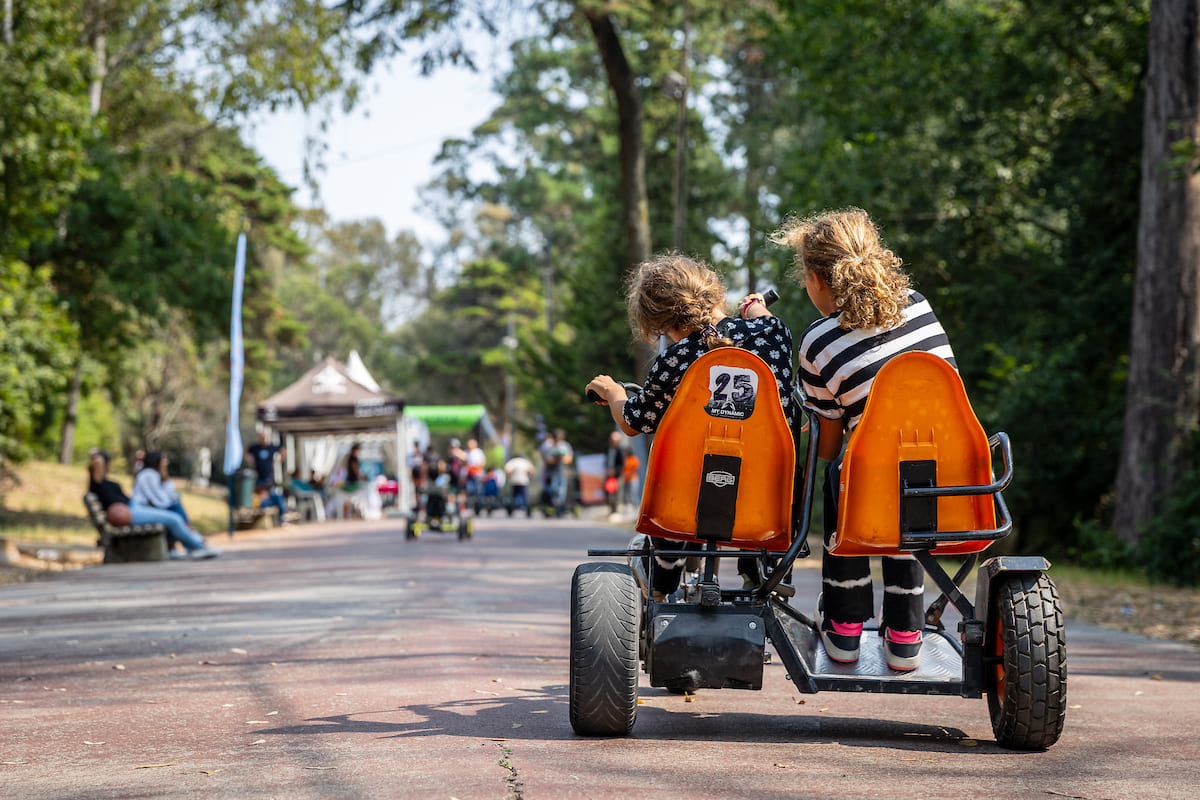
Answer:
[256,355,413,515]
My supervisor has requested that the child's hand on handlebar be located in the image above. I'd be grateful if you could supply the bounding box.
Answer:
[586,375,628,405]
[738,288,778,319]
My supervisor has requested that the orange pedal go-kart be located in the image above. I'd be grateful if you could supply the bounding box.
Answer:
[571,340,1066,750]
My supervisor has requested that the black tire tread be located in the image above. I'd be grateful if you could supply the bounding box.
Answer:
[569,563,639,736]
[988,573,1067,750]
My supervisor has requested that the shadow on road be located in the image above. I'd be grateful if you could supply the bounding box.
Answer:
[253,683,1015,756]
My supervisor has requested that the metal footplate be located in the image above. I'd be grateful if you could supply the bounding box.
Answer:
[767,604,967,696]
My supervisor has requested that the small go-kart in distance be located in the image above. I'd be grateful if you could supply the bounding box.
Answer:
[572,309,1066,750]
[405,482,473,542]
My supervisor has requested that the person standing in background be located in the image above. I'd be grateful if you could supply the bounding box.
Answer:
[603,431,627,519]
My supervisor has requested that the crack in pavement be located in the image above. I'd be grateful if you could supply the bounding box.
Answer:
[497,743,525,800]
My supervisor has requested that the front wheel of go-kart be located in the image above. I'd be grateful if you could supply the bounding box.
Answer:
[405,519,421,541]
[457,518,474,540]
[569,563,639,736]
[986,572,1067,750]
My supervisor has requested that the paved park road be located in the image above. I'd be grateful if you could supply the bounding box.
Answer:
[2,515,1198,799]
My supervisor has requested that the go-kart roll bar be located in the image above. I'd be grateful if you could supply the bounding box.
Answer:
[900,432,1014,548]
[754,406,821,601]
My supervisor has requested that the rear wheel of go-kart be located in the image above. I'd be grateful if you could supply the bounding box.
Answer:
[457,518,474,540]
[569,563,639,736]
[986,572,1067,750]
[405,519,420,541]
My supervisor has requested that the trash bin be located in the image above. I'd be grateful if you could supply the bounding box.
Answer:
[235,467,257,508]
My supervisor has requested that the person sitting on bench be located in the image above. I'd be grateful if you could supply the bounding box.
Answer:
[89,450,220,560]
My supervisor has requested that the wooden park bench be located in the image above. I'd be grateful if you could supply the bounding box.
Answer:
[233,505,271,530]
[82,493,169,563]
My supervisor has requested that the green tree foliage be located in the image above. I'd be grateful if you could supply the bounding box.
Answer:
[0,2,93,257]
[0,262,74,462]
[277,213,424,389]
[1,0,355,466]
[387,257,543,413]
[414,6,745,452]
[747,0,1148,555]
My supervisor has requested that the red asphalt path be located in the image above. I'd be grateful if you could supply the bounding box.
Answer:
[2,515,1199,799]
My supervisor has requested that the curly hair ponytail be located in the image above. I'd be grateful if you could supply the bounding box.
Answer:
[771,207,910,330]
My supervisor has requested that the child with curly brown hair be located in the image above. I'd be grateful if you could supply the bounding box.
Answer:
[587,252,796,598]
[772,207,956,671]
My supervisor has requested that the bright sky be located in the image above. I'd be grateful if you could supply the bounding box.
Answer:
[249,63,499,245]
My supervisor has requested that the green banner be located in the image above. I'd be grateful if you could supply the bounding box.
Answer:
[405,404,491,434]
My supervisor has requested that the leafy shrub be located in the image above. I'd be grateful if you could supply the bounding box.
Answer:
[1139,431,1200,587]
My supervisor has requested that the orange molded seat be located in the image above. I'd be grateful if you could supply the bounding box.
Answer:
[636,347,795,552]
[830,351,998,557]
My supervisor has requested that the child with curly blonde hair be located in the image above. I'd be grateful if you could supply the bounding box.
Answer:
[587,252,796,598]
[772,207,956,671]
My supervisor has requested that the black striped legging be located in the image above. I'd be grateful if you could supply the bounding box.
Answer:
[821,460,925,633]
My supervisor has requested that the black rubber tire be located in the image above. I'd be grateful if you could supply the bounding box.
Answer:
[569,563,640,736]
[405,520,416,541]
[986,572,1067,750]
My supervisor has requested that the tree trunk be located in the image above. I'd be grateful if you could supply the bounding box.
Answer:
[58,358,83,464]
[58,10,107,463]
[1114,0,1200,543]
[583,8,657,379]
[671,2,690,252]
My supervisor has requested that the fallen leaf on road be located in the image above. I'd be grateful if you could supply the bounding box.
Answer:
[245,720,268,725]
[2,761,29,765]
[142,699,165,704]
[266,711,278,716]
[1134,691,1144,696]
[133,763,175,769]
[1149,674,1163,681]
[1068,704,1082,709]
[959,739,979,747]
[492,678,503,683]
[334,693,347,696]
[113,665,125,671]
[83,741,105,745]
[249,740,266,745]
[511,723,522,729]
[230,648,247,655]
[773,763,795,769]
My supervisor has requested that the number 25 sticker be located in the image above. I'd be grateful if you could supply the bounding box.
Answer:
[705,366,759,420]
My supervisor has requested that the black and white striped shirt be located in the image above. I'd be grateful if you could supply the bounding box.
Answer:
[798,290,955,433]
